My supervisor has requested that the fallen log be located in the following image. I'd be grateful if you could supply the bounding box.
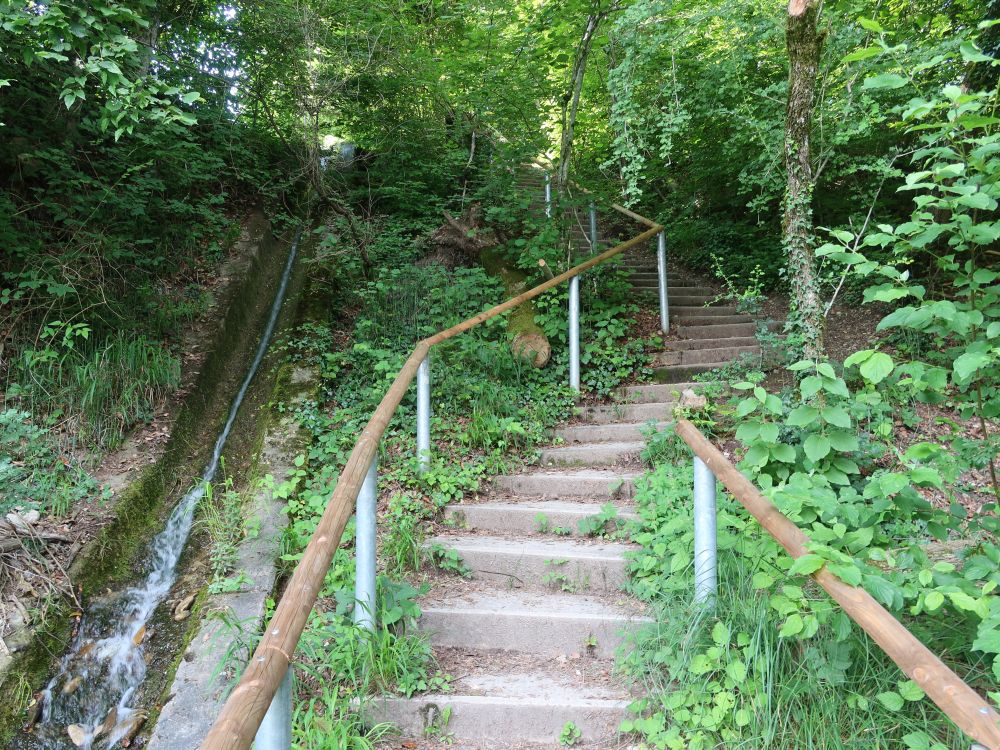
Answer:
[481,249,551,367]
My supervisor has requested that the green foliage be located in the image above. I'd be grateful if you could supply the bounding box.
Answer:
[559,721,582,746]
[0,409,102,516]
[9,331,180,449]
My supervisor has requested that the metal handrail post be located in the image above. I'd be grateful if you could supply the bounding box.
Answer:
[354,457,378,630]
[416,355,430,472]
[544,172,552,218]
[693,455,718,604]
[657,231,669,333]
[568,276,580,392]
[589,202,598,251]
[254,667,292,750]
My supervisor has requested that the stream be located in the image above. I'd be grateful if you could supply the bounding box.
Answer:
[29,230,302,750]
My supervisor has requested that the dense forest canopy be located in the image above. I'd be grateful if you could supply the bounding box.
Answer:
[2,1,1000,748]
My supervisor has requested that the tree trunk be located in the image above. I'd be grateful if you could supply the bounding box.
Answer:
[481,249,551,367]
[783,0,825,361]
[557,11,605,190]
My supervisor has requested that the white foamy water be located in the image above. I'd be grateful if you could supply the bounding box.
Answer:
[33,231,300,749]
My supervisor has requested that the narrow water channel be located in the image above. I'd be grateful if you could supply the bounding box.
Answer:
[30,230,302,750]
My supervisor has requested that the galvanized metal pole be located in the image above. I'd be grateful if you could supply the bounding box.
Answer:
[544,172,552,219]
[657,231,669,333]
[254,666,292,750]
[693,456,718,604]
[589,202,598,252]
[416,355,430,473]
[568,276,580,392]
[354,457,378,629]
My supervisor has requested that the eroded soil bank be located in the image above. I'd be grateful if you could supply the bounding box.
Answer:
[2,212,310,749]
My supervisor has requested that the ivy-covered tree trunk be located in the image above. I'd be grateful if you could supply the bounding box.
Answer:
[783,0,825,360]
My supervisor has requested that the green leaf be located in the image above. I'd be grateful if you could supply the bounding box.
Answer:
[771,443,796,463]
[960,40,993,63]
[736,398,758,418]
[859,352,894,383]
[759,422,780,443]
[789,554,824,575]
[804,434,832,462]
[954,349,992,382]
[828,430,859,452]
[877,691,905,711]
[778,613,804,637]
[726,659,747,683]
[858,17,884,32]
[863,73,908,90]
[842,46,883,63]
[180,90,202,104]
[712,621,730,646]
[827,562,862,586]
[898,680,925,702]
[821,406,851,428]
[924,591,944,612]
[787,405,819,426]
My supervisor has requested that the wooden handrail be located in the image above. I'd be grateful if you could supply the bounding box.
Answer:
[521,160,661,229]
[674,419,1000,750]
[199,215,663,749]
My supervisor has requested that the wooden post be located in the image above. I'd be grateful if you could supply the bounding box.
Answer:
[675,419,1000,750]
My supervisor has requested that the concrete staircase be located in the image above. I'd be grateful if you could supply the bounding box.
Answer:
[620,254,770,382]
[372,381,690,747]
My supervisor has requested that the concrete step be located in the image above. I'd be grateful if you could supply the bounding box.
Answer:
[676,313,754,326]
[617,382,704,404]
[538,440,645,467]
[654,361,734,382]
[669,335,759,351]
[493,469,641,499]
[554,420,668,443]
[371,659,631,745]
[418,589,649,658]
[679,319,781,338]
[654,345,760,366]
[446,500,638,537]
[671,305,740,317]
[574,400,676,424]
[425,535,632,592]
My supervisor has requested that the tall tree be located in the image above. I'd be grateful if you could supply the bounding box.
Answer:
[783,0,825,360]
[557,5,609,189]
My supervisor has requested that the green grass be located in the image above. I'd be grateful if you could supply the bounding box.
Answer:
[10,332,180,450]
[622,460,974,750]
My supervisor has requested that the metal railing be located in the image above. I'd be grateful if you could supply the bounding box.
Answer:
[199,171,667,750]
[675,418,1000,750]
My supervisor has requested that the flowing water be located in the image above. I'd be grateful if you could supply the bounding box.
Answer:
[31,231,301,749]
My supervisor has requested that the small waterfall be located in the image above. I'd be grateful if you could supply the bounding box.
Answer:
[32,230,301,749]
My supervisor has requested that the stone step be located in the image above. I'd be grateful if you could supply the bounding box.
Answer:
[669,335,759,351]
[653,361,734,382]
[654,345,760,367]
[538,440,645,467]
[371,659,631,745]
[554,420,668,443]
[425,535,632,592]
[493,469,641,499]
[574,400,676,424]
[418,589,649,658]
[446,500,638,537]
[616,382,704,404]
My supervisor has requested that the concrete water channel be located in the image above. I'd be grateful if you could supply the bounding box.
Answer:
[4,214,310,750]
